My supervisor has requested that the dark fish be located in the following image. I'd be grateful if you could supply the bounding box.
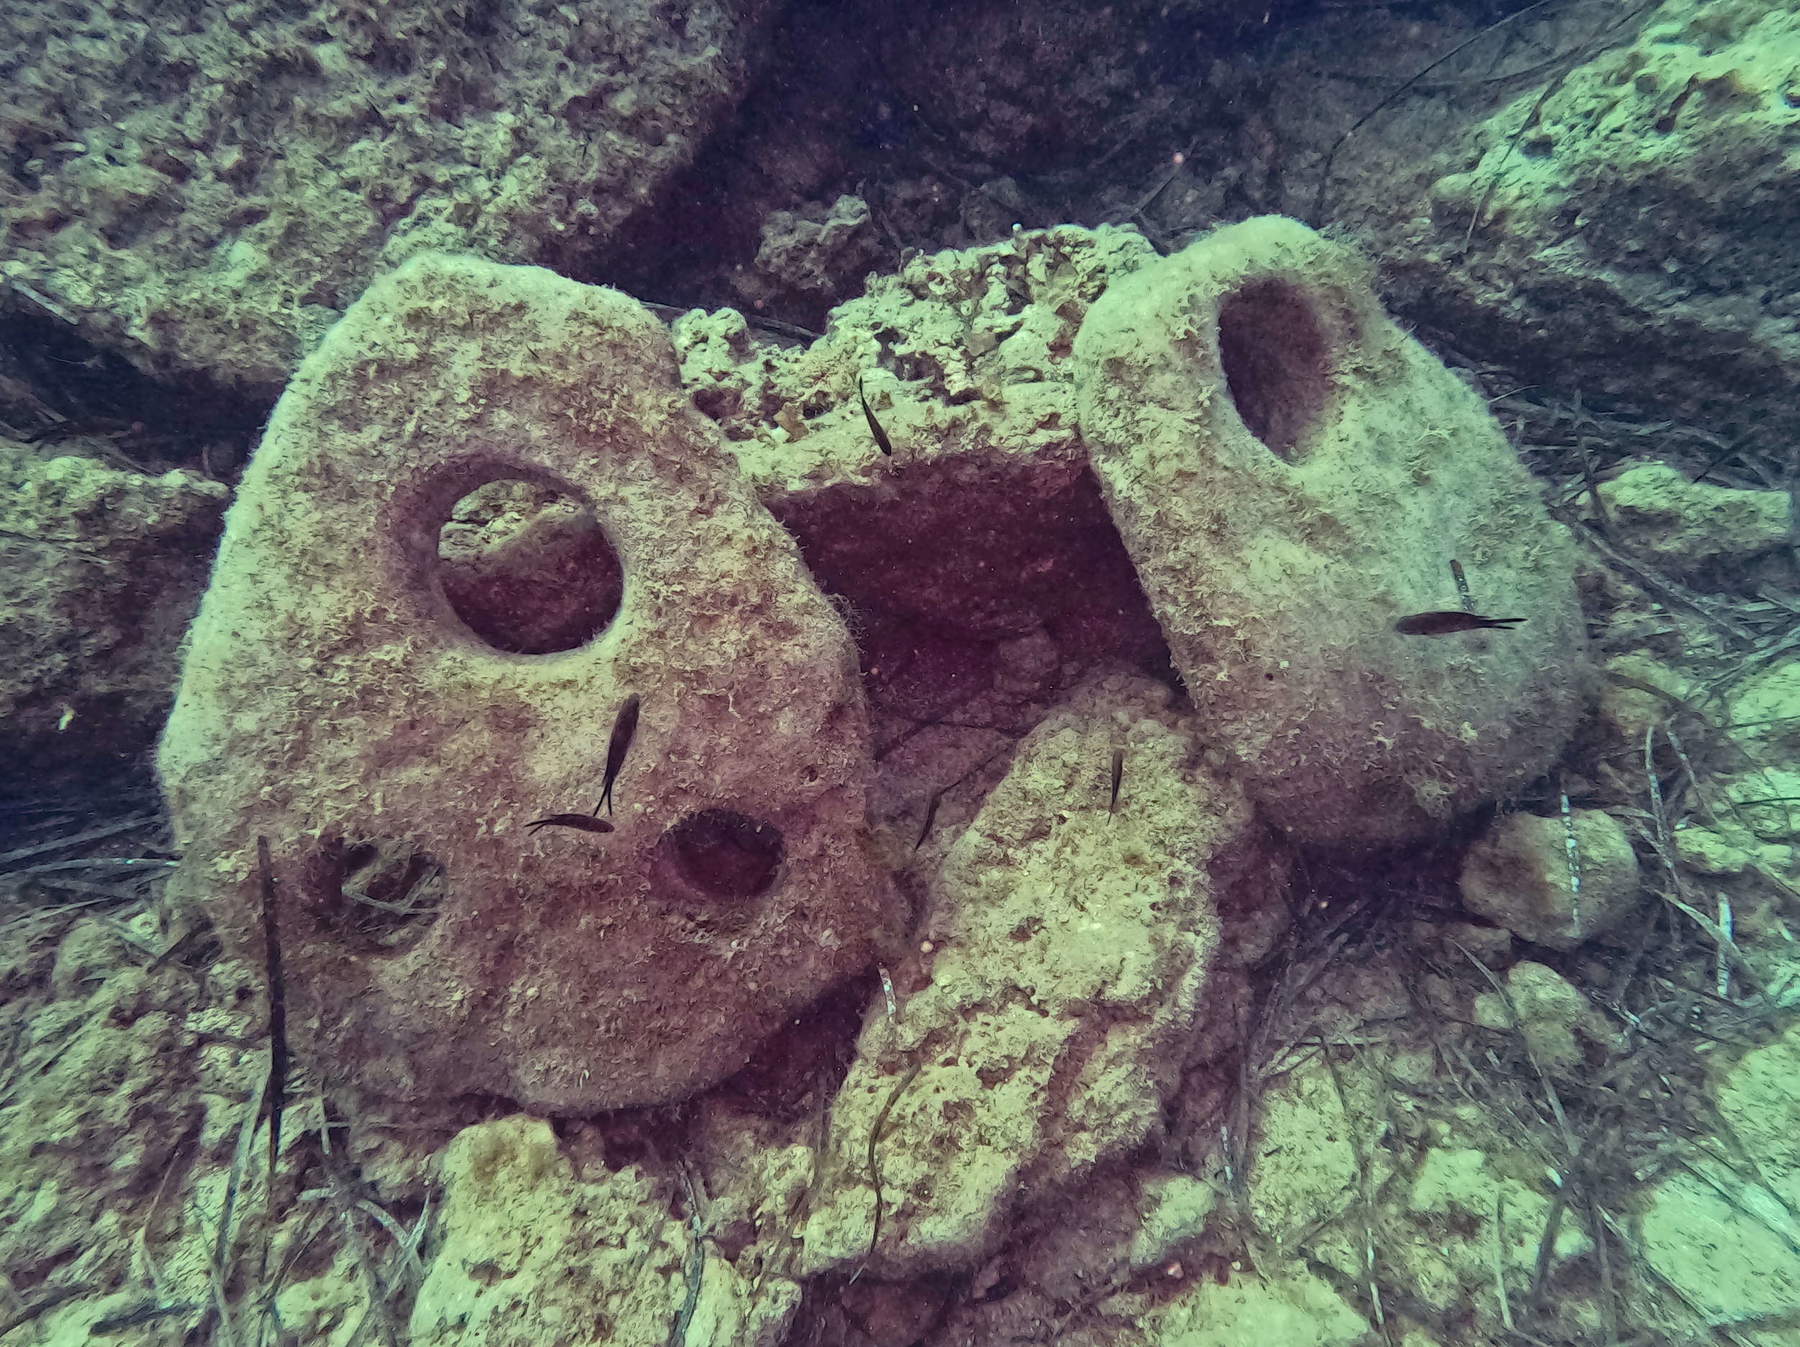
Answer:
[1109,748,1125,815]
[595,693,641,816]
[914,792,942,851]
[526,813,617,836]
[1394,611,1524,636]
[858,375,894,457]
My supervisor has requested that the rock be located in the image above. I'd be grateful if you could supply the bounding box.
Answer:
[1597,652,1694,748]
[1111,1265,1370,1347]
[1472,960,1589,1074]
[1398,1146,1589,1314]
[410,1116,797,1347]
[1459,808,1642,950]
[144,212,1600,1134]
[1246,1041,1382,1246]
[1411,918,1512,969]
[736,194,883,319]
[1127,1172,1220,1274]
[157,253,890,1113]
[675,223,1164,649]
[1386,0,1800,460]
[1075,215,1590,845]
[0,449,227,793]
[800,675,1282,1278]
[1720,768,1800,843]
[1598,462,1792,585]
[1641,1022,1800,1340]
[1726,659,1800,760]
[0,0,775,390]
[1674,825,1757,876]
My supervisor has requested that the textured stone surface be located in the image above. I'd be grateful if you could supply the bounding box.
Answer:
[735,193,882,316]
[1472,960,1590,1074]
[1383,0,1800,456]
[1729,660,1800,758]
[1459,807,1642,951]
[410,1116,797,1347]
[157,218,1593,1130]
[0,448,227,792]
[1598,461,1793,585]
[1642,1023,1800,1340]
[157,253,888,1113]
[1075,215,1589,845]
[0,0,773,390]
[800,674,1280,1278]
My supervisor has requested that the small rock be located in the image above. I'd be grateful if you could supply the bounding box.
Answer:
[1640,1023,1800,1332]
[1459,808,1641,950]
[1598,462,1792,584]
[1720,768,1800,843]
[1597,653,1692,747]
[1472,961,1588,1074]
[1128,1172,1219,1273]
[1726,659,1800,760]
[1674,825,1755,876]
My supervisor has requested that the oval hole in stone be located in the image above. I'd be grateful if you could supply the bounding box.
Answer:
[665,809,785,900]
[437,479,622,654]
[1215,279,1331,462]
[315,837,446,955]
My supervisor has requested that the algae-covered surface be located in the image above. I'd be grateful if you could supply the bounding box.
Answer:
[3,3,1799,1345]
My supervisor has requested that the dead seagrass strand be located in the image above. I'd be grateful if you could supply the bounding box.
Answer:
[158,253,887,1113]
[1074,216,1591,846]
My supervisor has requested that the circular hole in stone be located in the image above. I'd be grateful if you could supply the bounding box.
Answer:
[316,837,445,954]
[437,479,622,654]
[1215,279,1331,462]
[665,809,785,900]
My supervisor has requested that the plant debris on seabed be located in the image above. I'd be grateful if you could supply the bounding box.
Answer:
[0,795,432,1347]
[2,385,1798,1344]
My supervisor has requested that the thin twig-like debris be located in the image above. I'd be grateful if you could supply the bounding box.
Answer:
[205,1069,270,1347]
[1559,787,1582,941]
[852,1058,926,1286]
[257,837,288,1179]
[0,812,161,870]
[667,1159,706,1347]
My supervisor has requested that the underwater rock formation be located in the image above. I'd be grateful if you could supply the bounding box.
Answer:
[1385,0,1800,458]
[1076,216,1589,845]
[0,450,227,793]
[0,0,774,390]
[157,253,887,1113]
[800,675,1279,1279]
[159,216,1586,1143]
[408,1116,797,1346]
[1459,807,1642,951]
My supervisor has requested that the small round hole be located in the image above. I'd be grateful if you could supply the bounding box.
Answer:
[665,809,785,900]
[1216,279,1332,462]
[436,479,622,654]
[315,837,445,954]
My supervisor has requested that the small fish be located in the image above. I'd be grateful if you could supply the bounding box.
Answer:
[526,813,617,836]
[1109,747,1125,815]
[913,792,942,851]
[858,375,894,457]
[1394,611,1524,636]
[595,693,642,816]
